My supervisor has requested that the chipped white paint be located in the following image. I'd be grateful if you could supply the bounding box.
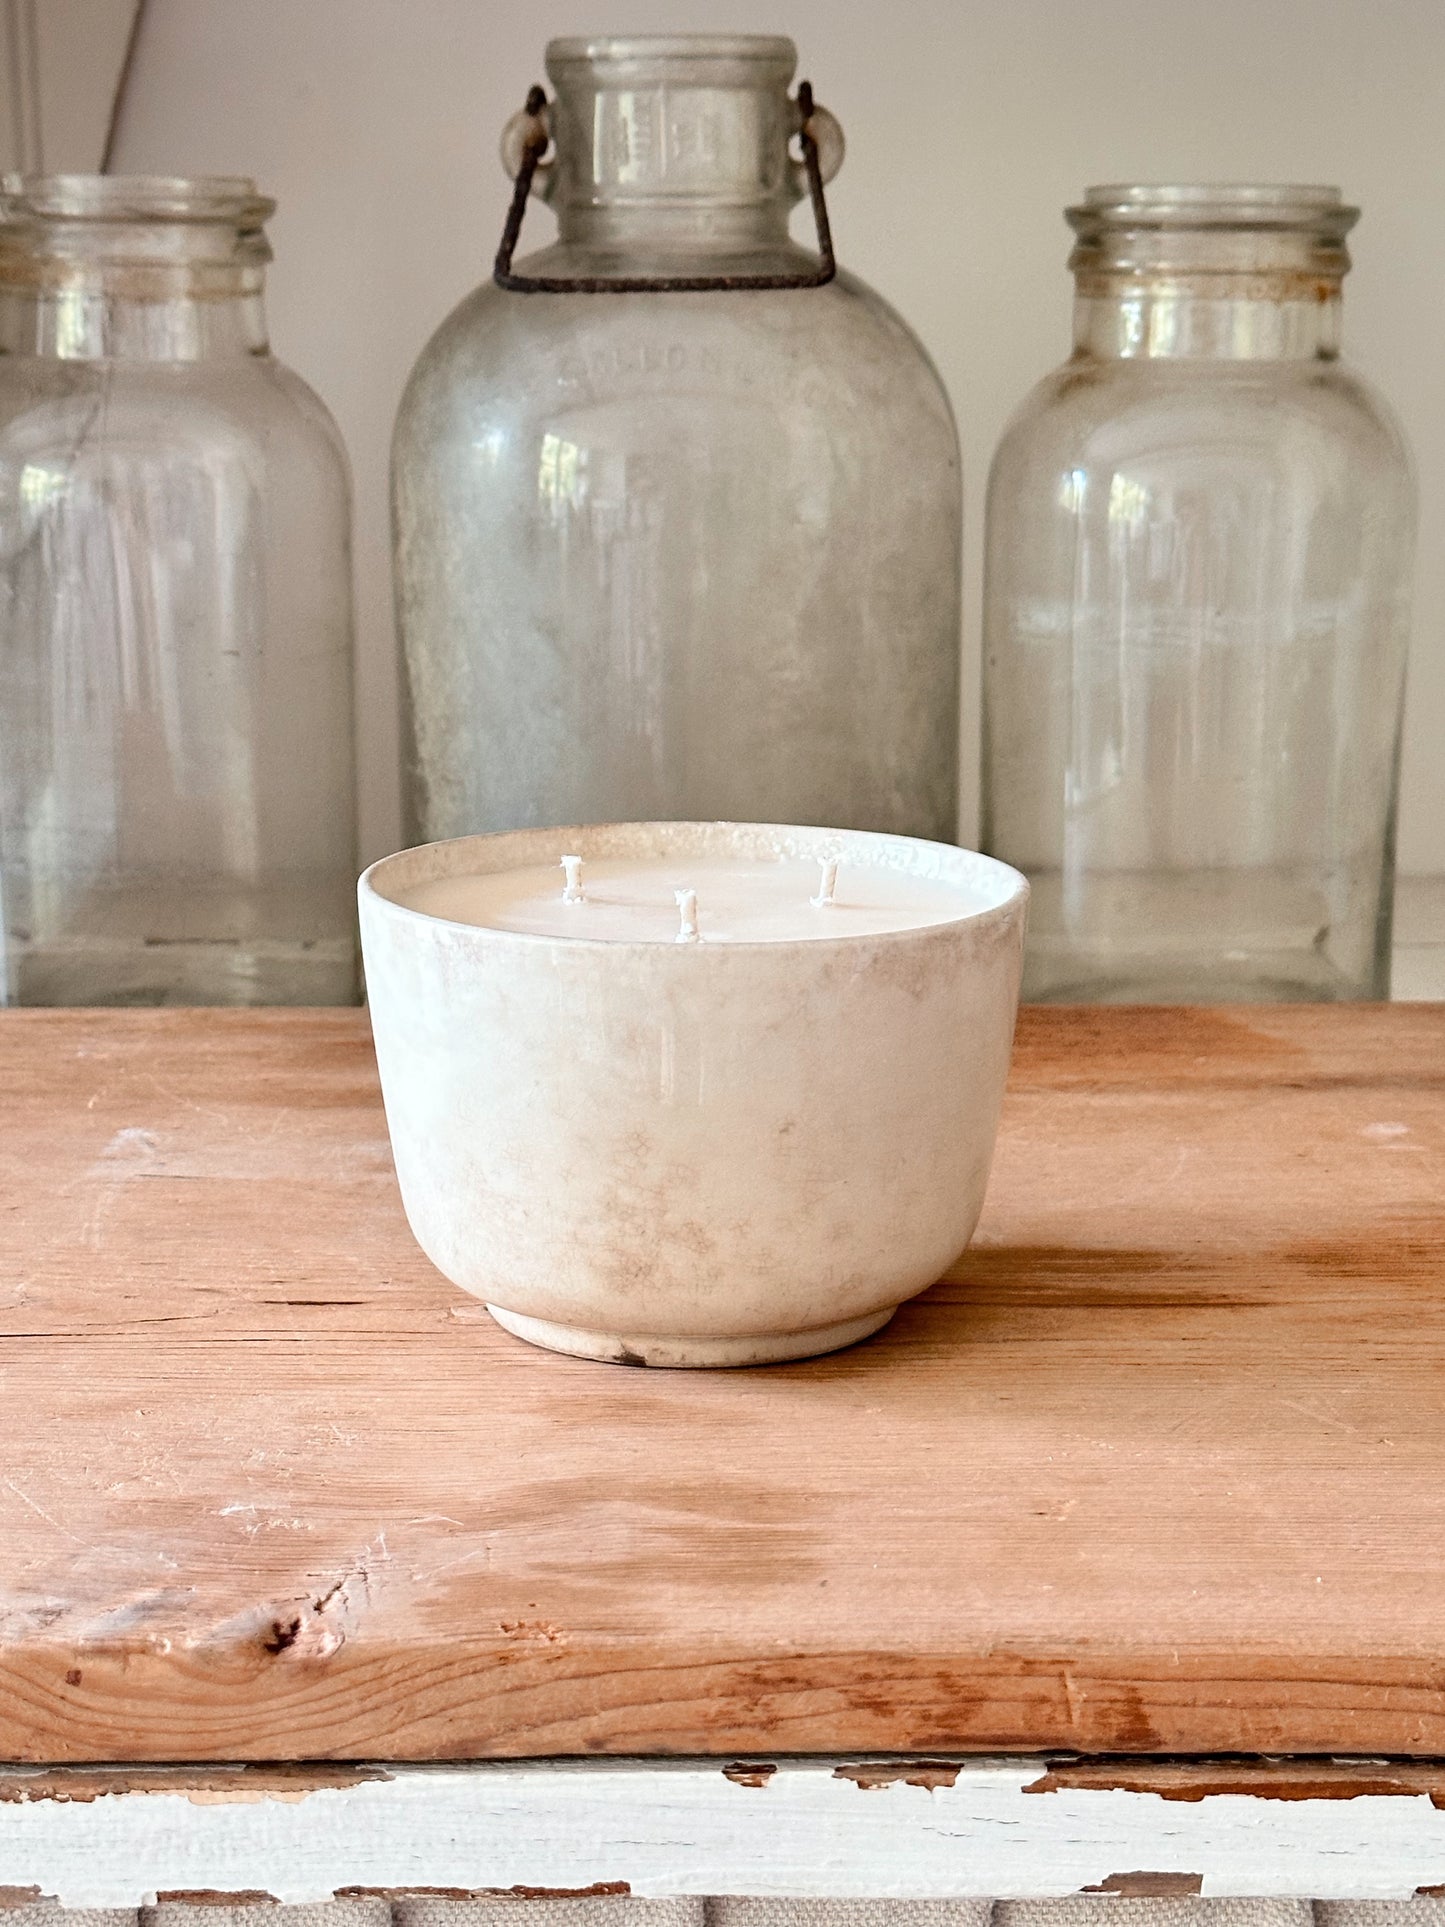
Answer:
[4,1759,1445,1908]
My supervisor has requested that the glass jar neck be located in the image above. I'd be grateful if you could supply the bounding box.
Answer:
[1066,184,1356,363]
[0,175,273,362]
[541,35,802,256]
[0,270,269,361]
[1071,281,1343,361]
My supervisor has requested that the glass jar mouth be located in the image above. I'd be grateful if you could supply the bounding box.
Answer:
[0,173,275,227]
[545,33,797,84]
[1070,183,1358,237]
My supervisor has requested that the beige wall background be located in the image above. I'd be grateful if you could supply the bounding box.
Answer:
[14,0,1445,871]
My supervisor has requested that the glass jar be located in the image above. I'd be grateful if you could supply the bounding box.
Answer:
[392,35,960,844]
[983,185,1415,1003]
[0,175,358,1006]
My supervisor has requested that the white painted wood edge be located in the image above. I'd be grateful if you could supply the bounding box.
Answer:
[4,1758,1445,1907]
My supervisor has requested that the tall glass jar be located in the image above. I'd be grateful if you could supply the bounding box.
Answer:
[983,185,1415,1003]
[0,176,358,1006]
[393,35,960,844]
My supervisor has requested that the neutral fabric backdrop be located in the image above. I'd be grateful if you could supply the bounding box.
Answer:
[7,1894,1441,1927]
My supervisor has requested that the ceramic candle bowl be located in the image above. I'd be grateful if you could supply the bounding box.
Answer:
[360,822,1028,1367]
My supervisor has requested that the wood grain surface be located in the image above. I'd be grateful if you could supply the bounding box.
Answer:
[1,1004,1443,1763]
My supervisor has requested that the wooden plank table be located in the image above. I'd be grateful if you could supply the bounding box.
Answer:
[2,1004,1445,1904]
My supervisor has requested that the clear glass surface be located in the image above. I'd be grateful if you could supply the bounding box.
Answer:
[0,176,358,1005]
[982,185,1415,1003]
[392,36,960,845]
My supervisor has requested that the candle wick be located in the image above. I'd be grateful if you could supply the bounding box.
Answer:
[674,887,701,944]
[560,854,585,903]
[811,856,840,908]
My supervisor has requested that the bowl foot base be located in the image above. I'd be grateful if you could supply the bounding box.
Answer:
[485,1304,897,1368]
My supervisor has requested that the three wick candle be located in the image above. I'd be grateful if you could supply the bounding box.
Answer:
[360,822,1029,1367]
[399,849,976,946]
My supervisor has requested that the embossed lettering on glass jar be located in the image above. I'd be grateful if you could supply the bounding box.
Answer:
[393,36,960,844]
[983,185,1415,1003]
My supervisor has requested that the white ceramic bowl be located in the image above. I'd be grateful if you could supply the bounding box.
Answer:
[360,822,1027,1367]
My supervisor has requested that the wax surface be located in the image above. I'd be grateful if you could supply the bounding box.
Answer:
[398,856,983,944]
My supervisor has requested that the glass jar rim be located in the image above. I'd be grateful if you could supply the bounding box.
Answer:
[545,33,797,79]
[1070,183,1359,236]
[0,173,275,228]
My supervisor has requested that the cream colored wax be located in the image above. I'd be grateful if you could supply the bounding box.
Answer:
[399,854,984,944]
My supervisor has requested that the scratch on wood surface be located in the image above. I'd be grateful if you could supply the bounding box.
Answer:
[1061,1669,1085,1733]
[1276,1398,1361,1436]
[419,1543,492,1582]
[95,1126,161,1166]
[1,1482,82,1544]
[76,1126,164,1248]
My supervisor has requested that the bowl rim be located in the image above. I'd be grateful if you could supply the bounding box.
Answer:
[359,821,1029,955]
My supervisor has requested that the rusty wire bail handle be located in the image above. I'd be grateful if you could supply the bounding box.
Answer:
[493,80,837,294]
